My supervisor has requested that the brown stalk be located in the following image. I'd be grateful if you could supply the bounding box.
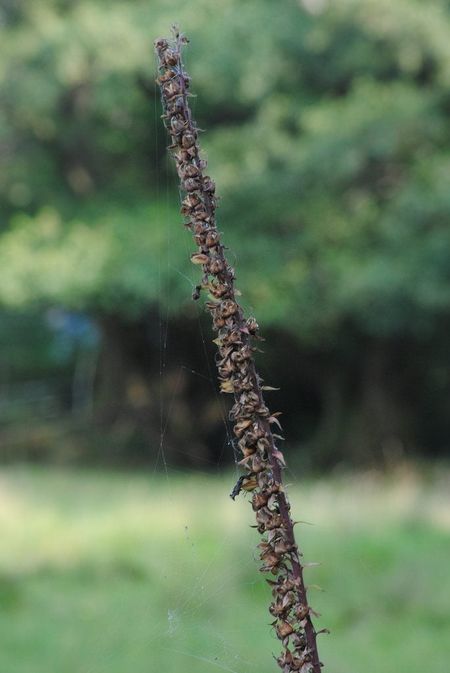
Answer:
[154,27,324,673]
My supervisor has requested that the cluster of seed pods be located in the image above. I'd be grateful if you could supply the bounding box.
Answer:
[155,29,323,673]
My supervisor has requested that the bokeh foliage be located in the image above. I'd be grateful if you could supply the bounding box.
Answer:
[1,0,449,463]
[2,0,450,333]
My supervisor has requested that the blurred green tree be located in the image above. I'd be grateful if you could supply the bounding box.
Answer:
[1,0,449,464]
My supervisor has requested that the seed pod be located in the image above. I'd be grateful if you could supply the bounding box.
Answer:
[192,220,209,235]
[208,281,229,298]
[183,178,200,192]
[205,230,220,247]
[220,379,234,393]
[295,604,310,621]
[234,418,253,438]
[163,48,178,66]
[203,176,216,193]
[194,233,206,246]
[248,450,261,464]
[190,252,209,265]
[158,69,176,84]
[269,601,285,617]
[170,116,185,133]
[181,163,200,178]
[209,258,224,275]
[182,133,196,148]
[154,37,169,51]
[218,362,235,378]
[174,148,191,162]
[291,632,307,650]
[260,546,280,565]
[274,539,294,555]
[277,650,294,668]
[246,317,259,334]
[163,81,181,99]
[250,453,267,473]
[224,330,242,345]
[193,205,209,221]
[181,192,200,209]
[276,621,294,639]
[220,300,238,318]
[266,513,283,530]
[252,492,269,510]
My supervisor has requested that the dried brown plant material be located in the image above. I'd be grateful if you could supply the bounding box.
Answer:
[155,26,324,673]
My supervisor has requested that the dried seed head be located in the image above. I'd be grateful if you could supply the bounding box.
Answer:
[156,33,321,673]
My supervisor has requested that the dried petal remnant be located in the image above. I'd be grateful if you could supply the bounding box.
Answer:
[155,28,323,673]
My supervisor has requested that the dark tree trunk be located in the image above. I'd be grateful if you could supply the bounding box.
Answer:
[95,315,132,422]
[93,311,223,467]
[309,339,414,467]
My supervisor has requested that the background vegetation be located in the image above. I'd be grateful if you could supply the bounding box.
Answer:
[1,2,449,671]
[0,466,449,673]
[1,0,450,468]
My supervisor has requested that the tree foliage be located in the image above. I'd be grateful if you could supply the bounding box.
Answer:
[2,0,450,337]
[1,0,450,462]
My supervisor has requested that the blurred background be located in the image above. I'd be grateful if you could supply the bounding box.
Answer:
[0,0,449,672]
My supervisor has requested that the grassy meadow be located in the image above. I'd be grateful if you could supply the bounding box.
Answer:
[0,466,449,673]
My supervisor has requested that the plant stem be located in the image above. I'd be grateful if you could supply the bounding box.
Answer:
[155,27,323,673]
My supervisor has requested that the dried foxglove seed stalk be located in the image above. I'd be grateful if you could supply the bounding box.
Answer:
[155,27,324,673]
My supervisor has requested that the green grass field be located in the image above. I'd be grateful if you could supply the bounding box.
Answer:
[0,466,449,673]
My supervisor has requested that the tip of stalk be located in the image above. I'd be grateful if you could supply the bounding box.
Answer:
[171,24,189,43]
